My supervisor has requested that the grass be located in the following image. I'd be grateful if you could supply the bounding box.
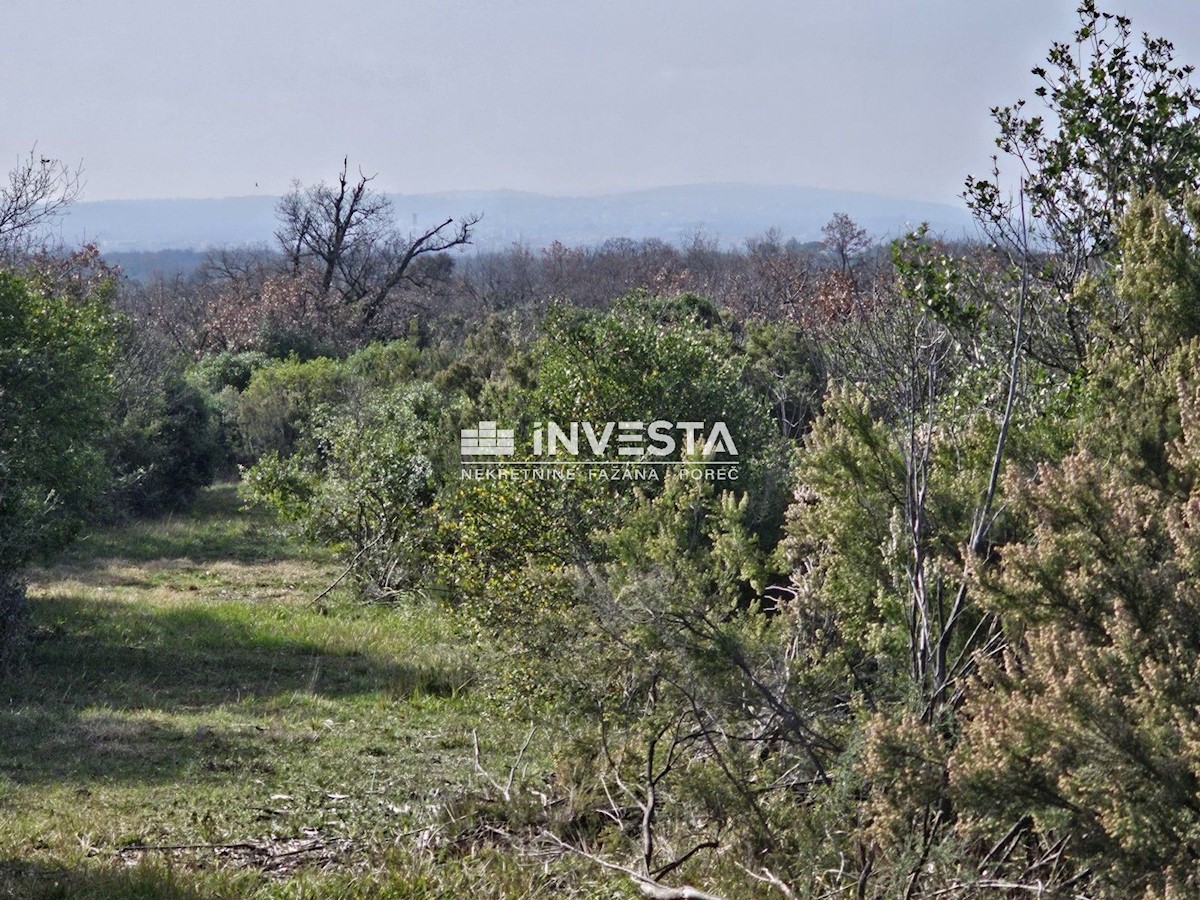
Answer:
[0,484,595,898]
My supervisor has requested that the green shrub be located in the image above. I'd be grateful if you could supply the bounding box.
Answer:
[533,298,795,540]
[187,349,271,393]
[234,355,349,461]
[0,272,115,664]
[0,271,115,571]
[105,366,225,514]
[242,382,455,599]
[343,337,424,389]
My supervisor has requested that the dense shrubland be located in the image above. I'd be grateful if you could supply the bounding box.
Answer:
[5,2,1200,895]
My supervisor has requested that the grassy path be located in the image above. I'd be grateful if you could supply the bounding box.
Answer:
[0,485,569,899]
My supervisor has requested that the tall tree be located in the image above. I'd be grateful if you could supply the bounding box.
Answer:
[275,159,478,334]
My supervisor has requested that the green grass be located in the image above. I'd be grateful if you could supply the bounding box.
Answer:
[0,484,593,899]
[55,484,310,566]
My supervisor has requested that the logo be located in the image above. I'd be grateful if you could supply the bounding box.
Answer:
[458,419,739,483]
[460,421,516,457]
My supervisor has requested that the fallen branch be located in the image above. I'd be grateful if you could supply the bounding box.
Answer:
[265,840,328,861]
[118,842,259,853]
[931,881,1092,898]
[118,838,336,861]
[735,862,796,898]
[654,840,720,881]
[310,528,395,606]
[540,831,727,900]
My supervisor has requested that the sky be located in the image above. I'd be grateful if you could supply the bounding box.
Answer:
[3,0,1199,205]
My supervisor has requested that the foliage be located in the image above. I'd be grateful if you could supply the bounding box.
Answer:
[0,272,115,572]
[188,349,272,394]
[1106,191,1200,364]
[0,270,114,668]
[234,355,349,461]
[242,383,452,600]
[966,0,1200,283]
[949,206,1200,896]
[740,319,825,439]
[533,296,795,538]
[66,308,227,517]
[955,391,1200,894]
[105,358,225,515]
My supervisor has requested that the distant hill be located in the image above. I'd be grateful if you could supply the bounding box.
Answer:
[56,184,976,255]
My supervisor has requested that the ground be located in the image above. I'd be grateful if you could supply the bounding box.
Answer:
[0,485,608,899]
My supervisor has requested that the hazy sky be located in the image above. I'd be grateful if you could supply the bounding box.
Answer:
[4,1,1199,204]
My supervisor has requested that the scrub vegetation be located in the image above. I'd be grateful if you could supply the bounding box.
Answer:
[5,4,1200,896]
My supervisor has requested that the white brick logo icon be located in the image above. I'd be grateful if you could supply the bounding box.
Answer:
[460,421,515,456]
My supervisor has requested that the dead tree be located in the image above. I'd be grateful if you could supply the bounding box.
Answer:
[274,158,479,333]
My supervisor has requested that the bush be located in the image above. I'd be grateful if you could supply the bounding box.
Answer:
[106,366,225,515]
[188,349,272,394]
[342,337,424,389]
[533,298,795,540]
[0,271,115,571]
[242,382,456,599]
[0,272,115,662]
[235,355,350,461]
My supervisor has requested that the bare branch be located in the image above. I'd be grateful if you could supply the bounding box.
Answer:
[540,831,728,900]
[471,726,535,803]
[274,160,476,335]
[0,147,83,255]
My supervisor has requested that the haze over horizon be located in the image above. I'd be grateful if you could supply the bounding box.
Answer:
[5,1,1200,207]
[59,183,978,254]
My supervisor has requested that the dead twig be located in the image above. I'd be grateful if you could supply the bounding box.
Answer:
[472,725,536,802]
[540,831,728,900]
[734,862,796,898]
[311,528,389,606]
[118,842,259,853]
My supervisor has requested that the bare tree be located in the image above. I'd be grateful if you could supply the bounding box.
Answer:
[0,148,83,257]
[820,212,871,275]
[728,229,814,320]
[274,158,479,333]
